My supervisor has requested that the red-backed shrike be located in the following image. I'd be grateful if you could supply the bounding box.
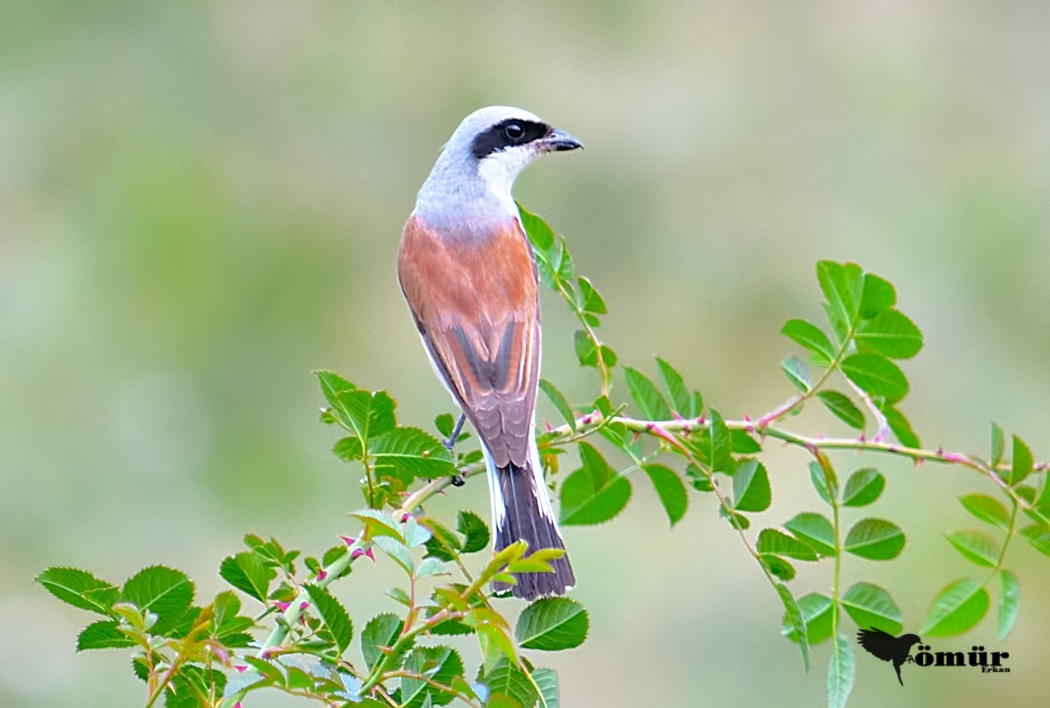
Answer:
[398,106,582,599]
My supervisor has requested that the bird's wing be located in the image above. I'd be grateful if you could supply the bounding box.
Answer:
[856,628,898,663]
[398,215,540,469]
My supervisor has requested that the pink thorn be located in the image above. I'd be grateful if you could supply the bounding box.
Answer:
[317,569,328,581]
[299,601,310,611]
[916,457,925,470]
[261,649,273,660]
[858,434,866,442]
[234,665,247,673]
[673,412,683,421]
[400,512,411,523]
[352,546,377,563]
[545,422,553,432]
[274,601,290,612]
[743,412,751,422]
[340,535,355,546]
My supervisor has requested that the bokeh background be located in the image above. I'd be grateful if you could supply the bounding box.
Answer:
[3,2,1049,706]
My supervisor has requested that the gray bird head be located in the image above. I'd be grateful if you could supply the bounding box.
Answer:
[415,106,582,230]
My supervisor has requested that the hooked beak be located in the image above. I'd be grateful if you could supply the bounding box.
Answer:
[541,128,583,152]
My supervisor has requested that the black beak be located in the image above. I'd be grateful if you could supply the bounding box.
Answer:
[542,128,583,152]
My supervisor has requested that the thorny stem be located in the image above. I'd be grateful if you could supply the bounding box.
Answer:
[541,413,1048,521]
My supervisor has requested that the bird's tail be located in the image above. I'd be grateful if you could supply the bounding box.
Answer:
[484,438,574,600]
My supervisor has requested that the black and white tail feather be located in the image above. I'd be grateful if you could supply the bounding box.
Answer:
[484,436,575,599]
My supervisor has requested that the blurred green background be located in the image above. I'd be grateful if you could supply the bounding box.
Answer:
[3,2,1048,706]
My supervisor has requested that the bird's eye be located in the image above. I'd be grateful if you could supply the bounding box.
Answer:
[504,123,525,141]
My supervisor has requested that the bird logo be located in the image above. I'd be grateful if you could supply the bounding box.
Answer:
[856,627,922,686]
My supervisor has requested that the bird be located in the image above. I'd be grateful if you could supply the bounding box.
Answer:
[856,627,922,686]
[397,106,583,599]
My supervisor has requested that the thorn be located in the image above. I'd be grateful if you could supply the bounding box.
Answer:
[274,601,290,612]
[234,665,248,673]
[299,601,310,611]
[400,512,411,523]
[316,569,328,581]
[858,433,866,442]
[545,422,553,432]
[340,535,355,546]
[916,457,925,470]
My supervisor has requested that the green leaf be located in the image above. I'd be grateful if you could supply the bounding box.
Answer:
[855,310,923,359]
[946,530,1000,568]
[642,463,688,526]
[362,613,404,672]
[316,372,396,441]
[783,512,836,556]
[817,260,863,345]
[623,367,673,420]
[304,584,353,655]
[827,634,855,708]
[120,566,194,624]
[516,597,589,651]
[401,645,464,708]
[781,592,834,646]
[76,620,135,650]
[840,582,902,635]
[1019,525,1050,556]
[533,667,560,708]
[781,354,812,392]
[539,379,576,431]
[859,273,896,317]
[816,390,865,430]
[373,536,414,574]
[998,569,1019,640]
[560,445,631,526]
[352,509,406,542]
[35,567,119,616]
[333,436,364,462]
[880,403,920,447]
[757,529,818,561]
[1009,434,1034,486]
[959,494,1010,528]
[562,468,625,523]
[656,357,701,417]
[574,330,597,367]
[434,413,456,438]
[577,276,607,314]
[458,510,490,554]
[840,353,909,402]
[809,462,833,506]
[990,422,1005,467]
[843,518,905,560]
[923,578,989,636]
[220,551,276,603]
[775,583,809,670]
[781,319,835,364]
[760,555,796,582]
[841,468,885,507]
[369,427,456,480]
[730,429,761,454]
[482,659,539,708]
[688,409,732,473]
[415,557,448,579]
[518,203,554,251]
[732,459,771,513]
